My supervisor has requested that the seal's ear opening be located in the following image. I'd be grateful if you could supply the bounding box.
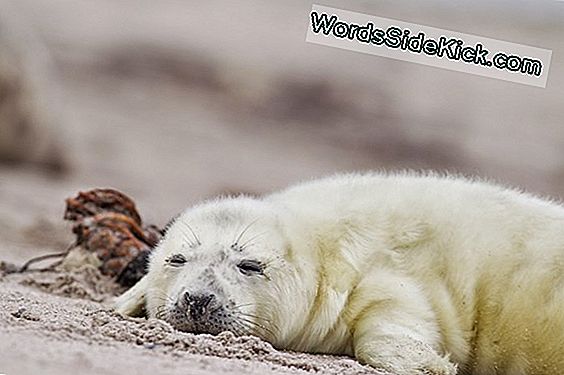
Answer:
[113,275,149,317]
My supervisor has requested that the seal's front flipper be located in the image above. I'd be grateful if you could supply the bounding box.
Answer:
[355,333,457,375]
[349,272,457,375]
[113,274,148,317]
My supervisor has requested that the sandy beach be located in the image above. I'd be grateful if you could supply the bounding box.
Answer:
[1,1,563,374]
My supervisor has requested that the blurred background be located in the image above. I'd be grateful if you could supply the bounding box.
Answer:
[1,0,563,264]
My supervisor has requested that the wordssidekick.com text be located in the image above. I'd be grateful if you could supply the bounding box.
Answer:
[310,11,544,78]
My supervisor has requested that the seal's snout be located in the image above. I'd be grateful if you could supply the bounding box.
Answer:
[182,291,217,320]
[168,289,229,334]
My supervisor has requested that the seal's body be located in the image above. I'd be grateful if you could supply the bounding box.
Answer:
[115,173,564,375]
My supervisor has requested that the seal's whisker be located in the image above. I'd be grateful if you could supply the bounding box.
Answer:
[152,295,172,304]
[244,319,279,337]
[235,311,273,325]
[233,218,259,247]
[149,288,171,299]
[179,233,197,248]
[154,304,168,312]
[178,220,201,246]
[239,231,268,250]
[235,314,277,339]
[233,319,255,337]
[174,223,197,247]
[208,304,224,316]
[262,255,285,268]
[232,304,278,328]
[238,320,276,341]
[154,305,169,321]
[235,319,251,335]
[231,301,274,310]
[230,320,250,336]
[172,221,197,247]
[237,318,279,337]
[230,302,256,310]
[151,291,176,306]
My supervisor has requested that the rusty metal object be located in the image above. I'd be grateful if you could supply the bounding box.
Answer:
[64,189,163,286]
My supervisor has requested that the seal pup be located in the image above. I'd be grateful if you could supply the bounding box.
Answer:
[115,172,564,375]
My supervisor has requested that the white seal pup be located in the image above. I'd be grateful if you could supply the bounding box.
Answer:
[115,172,564,375]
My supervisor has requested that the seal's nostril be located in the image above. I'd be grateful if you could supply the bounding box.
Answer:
[203,294,215,306]
[183,291,191,304]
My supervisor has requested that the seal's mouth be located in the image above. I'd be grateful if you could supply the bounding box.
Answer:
[168,311,228,335]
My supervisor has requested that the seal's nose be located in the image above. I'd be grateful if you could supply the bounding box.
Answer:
[183,292,216,320]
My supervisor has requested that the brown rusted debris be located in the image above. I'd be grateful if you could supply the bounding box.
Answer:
[64,189,163,286]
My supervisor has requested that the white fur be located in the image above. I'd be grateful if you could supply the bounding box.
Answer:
[115,172,564,375]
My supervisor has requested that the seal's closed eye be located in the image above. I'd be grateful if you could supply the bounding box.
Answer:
[237,259,264,276]
[166,253,187,266]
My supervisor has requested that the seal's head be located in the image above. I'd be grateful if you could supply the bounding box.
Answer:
[115,197,305,344]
